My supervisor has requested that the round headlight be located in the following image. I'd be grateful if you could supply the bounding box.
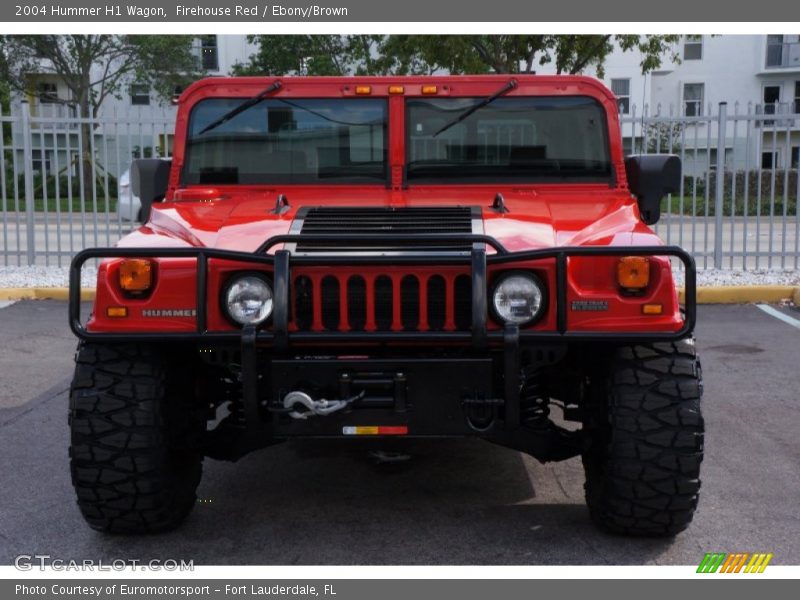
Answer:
[224,275,273,326]
[492,273,545,325]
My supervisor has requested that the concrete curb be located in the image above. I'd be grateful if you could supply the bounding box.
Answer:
[677,285,797,304]
[0,288,95,301]
[1,286,797,304]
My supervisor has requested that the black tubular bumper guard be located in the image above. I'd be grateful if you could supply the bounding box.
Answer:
[70,234,695,440]
[69,233,697,346]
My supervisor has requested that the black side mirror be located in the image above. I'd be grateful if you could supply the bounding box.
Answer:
[131,159,171,222]
[625,154,681,225]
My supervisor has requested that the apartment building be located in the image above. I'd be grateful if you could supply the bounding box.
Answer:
[549,34,800,175]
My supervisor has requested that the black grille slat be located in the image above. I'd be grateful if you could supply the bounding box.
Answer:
[296,207,474,253]
[454,274,472,331]
[400,275,420,331]
[374,276,393,331]
[293,276,313,331]
[347,276,367,331]
[427,275,446,331]
[320,276,340,331]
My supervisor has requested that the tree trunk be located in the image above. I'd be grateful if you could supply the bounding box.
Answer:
[78,94,96,206]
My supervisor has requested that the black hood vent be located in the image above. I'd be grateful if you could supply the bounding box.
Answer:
[293,206,480,254]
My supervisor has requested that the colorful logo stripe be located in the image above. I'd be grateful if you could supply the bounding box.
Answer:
[697,552,773,573]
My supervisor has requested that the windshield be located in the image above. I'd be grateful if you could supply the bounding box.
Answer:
[184,98,387,185]
[406,96,611,182]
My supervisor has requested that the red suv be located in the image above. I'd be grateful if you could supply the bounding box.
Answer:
[69,75,703,536]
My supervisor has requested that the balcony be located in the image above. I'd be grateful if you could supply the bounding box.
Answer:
[755,102,799,128]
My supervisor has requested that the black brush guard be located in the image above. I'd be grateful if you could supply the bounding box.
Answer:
[69,233,696,345]
[69,233,696,458]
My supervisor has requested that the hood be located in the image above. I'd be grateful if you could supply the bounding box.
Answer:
[118,186,662,252]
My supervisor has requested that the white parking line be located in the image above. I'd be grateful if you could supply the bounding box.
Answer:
[756,304,800,331]
[0,301,16,309]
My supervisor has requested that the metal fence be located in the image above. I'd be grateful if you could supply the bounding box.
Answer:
[0,100,175,267]
[1,100,798,270]
[620,102,799,270]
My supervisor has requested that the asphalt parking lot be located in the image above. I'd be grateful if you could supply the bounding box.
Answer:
[0,300,798,565]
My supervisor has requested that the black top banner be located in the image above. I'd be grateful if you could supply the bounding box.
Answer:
[2,0,798,22]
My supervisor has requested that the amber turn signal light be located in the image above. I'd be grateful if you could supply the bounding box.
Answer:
[388,85,405,94]
[354,85,372,95]
[421,85,438,95]
[642,303,663,315]
[119,258,153,292]
[106,306,128,318]
[617,256,650,290]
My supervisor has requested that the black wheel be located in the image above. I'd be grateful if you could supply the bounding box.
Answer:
[582,338,704,536]
[69,343,205,533]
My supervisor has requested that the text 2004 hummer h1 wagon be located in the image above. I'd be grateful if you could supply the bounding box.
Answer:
[68,75,703,536]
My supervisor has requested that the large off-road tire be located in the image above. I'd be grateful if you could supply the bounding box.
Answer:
[69,343,204,533]
[582,338,704,536]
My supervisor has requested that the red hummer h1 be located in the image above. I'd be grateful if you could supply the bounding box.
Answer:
[68,75,703,537]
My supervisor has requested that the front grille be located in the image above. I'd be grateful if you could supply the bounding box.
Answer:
[295,206,476,253]
[292,271,472,332]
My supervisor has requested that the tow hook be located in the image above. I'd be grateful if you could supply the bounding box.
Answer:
[283,390,365,419]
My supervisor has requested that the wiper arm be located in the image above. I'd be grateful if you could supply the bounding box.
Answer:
[196,80,282,136]
[432,78,517,138]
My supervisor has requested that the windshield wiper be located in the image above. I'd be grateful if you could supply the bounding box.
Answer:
[196,80,282,136]
[432,78,517,138]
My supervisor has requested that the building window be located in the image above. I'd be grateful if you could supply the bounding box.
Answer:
[762,84,781,125]
[130,84,150,106]
[37,82,59,104]
[791,147,799,169]
[31,149,51,174]
[610,78,631,114]
[766,35,784,68]
[794,81,800,114]
[683,35,703,60]
[761,151,779,169]
[200,35,218,71]
[157,133,175,157]
[683,83,704,117]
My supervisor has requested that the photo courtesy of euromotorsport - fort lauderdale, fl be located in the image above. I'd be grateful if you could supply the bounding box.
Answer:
[67,74,703,537]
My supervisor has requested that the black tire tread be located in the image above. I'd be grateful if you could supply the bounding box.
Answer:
[69,343,203,533]
[583,338,704,536]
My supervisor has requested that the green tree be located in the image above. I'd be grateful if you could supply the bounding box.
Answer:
[236,34,681,77]
[1,35,203,198]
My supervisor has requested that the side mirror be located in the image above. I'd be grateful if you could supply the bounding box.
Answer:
[625,154,681,225]
[131,159,171,222]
